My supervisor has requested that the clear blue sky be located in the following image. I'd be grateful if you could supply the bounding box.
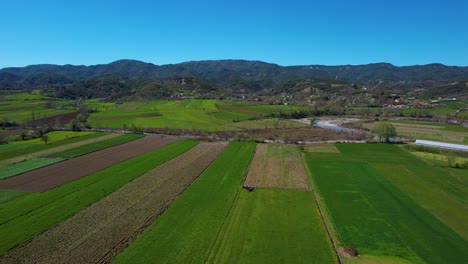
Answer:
[1,0,467,68]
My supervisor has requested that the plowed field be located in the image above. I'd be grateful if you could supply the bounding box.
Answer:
[244,143,309,190]
[0,142,226,264]
[0,136,176,192]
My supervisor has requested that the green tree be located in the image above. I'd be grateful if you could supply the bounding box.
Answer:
[372,123,397,142]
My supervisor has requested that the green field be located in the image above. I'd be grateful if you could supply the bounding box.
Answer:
[114,142,255,263]
[364,121,467,143]
[0,132,104,161]
[207,188,337,264]
[0,140,198,255]
[0,189,29,204]
[0,100,73,123]
[0,157,65,180]
[14,131,95,145]
[48,134,143,159]
[305,144,468,263]
[85,100,307,131]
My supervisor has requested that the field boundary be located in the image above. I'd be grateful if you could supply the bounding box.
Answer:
[302,152,343,264]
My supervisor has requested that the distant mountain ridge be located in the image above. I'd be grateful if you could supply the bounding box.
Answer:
[2,59,468,83]
[0,59,467,100]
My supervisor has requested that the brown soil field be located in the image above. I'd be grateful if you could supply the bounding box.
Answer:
[0,142,226,264]
[0,136,176,192]
[0,133,121,166]
[244,143,310,190]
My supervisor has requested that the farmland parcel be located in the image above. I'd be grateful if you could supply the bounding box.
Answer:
[243,143,309,190]
[305,144,468,263]
[0,140,197,255]
[0,136,176,192]
[1,142,226,263]
[114,142,255,263]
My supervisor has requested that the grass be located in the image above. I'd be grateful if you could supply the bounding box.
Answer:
[48,134,143,159]
[0,158,65,180]
[207,188,337,264]
[85,99,308,131]
[304,143,340,153]
[113,142,255,264]
[15,131,95,145]
[0,140,198,255]
[0,132,105,161]
[364,121,467,143]
[0,100,73,123]
[0,189,29,204]
[304,144,468,263]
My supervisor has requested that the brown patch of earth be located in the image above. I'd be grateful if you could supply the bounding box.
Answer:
[339,246,359,258]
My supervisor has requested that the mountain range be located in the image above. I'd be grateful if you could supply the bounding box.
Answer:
[1,59,467,100]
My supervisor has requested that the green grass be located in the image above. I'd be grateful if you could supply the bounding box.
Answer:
[0,158,65,180]
[0,100,73,123]
[0,140,198,255]
[15,131,95,145]
[113,142,255,264]
[85,99,309,131]
[0,132,105,161]
[0,189,29,204]
[2,93,52,101]
[48,134,143,159]
[304,144,468,263]
[207,188,337,264]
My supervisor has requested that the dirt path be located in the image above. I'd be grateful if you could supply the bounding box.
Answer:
[0,136,176,192]
[0,133,121,166]
[0,142,226,264]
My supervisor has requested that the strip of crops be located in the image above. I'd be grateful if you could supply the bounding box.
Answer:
[48,134,143,159]
[243,144,309,190]
[0,140,198,255]
[0,158,65,180]
[207,188,337,263]
[113,142,255,264]
[0,189,28,204]
[0,132,107,161]
[304,144,468,263]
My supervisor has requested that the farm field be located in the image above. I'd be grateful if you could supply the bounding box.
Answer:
[1,142,226,263]
[0,101,73,123]
[0,139,197,255]
[0,136,176,192]
[244,143,309,190]
[0,134,142,182]
[0,157,65,180]
[364,121,468,143]
[305,144,468,263]
[47,133,143,159]
[0,131,107,163]
[114,142,255,263]
[0,189,28,204]
[85,99,307,131]
[207,188,337,264]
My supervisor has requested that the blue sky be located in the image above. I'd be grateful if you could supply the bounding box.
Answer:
[0,0,467,68]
